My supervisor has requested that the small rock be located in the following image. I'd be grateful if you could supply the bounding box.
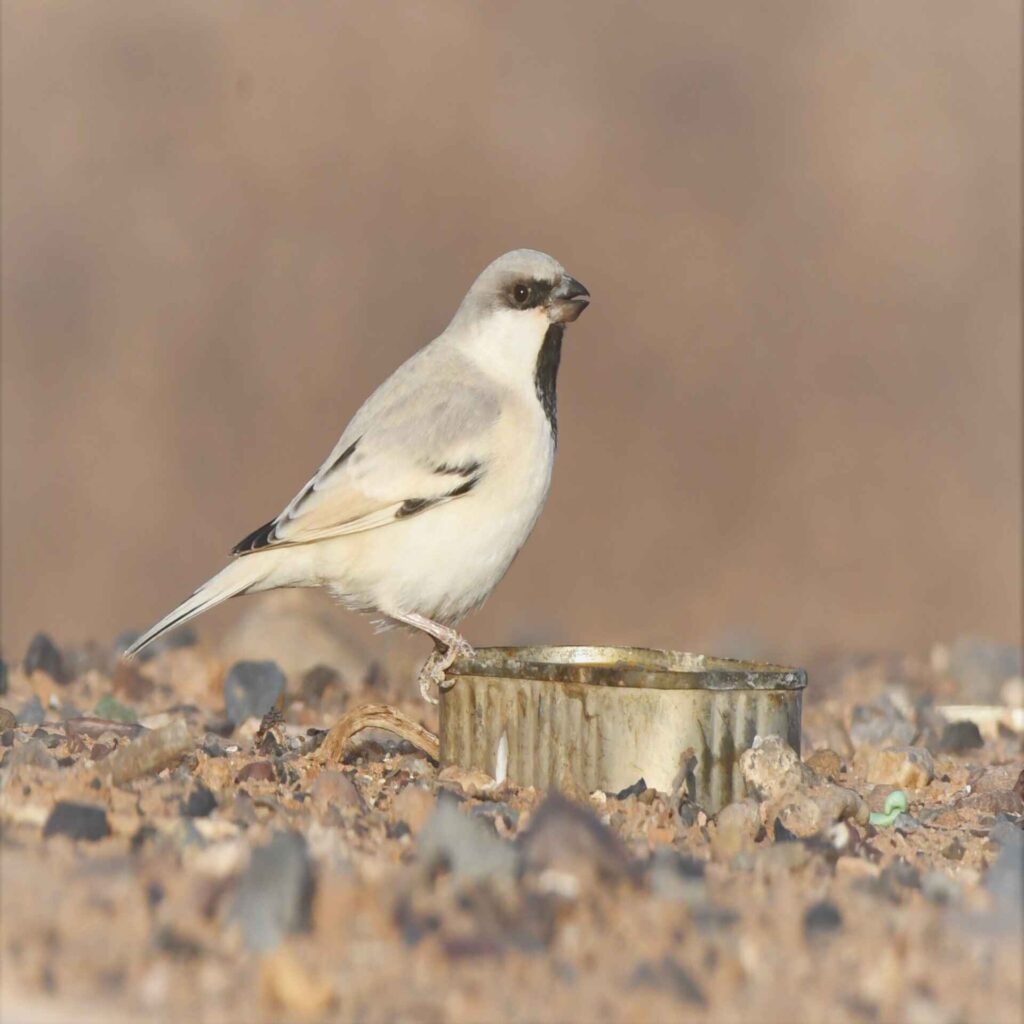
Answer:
[390,783,434,833]
[711,799,761,860]
[0,658,7,695]
[417,792,518,883]
[646,849,708,905]
[519,793,634,886]
[893,813,921,832]
[938,720,984,754]
[310,770,361,813]
[7,738,58,771]
[16,695,45,727]
[181,782,217,818]
[805,749,842,781]
[236,761,277,784]
[437,765,499,798]
[922,870,960,905]
[740,735,868,836]
[942,838,965,861]
[300,664,342,705]
[945,637,1022,702]
[229,831,316,952]
[629,957,705,1005]
[803,900,842,938]
[0,707,15,732]
[260,947,334,1018]
[850,697,914,749]
[862,746,934,790]
[223,661,286,726]
[43,801,111,841]
[90,742,112,761]
[94,695,138,724]
[23,633,69,684]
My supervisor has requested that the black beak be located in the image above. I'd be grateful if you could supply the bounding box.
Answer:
[549,275,590,323]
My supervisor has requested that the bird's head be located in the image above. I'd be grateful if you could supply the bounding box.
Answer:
[449,249,590,386]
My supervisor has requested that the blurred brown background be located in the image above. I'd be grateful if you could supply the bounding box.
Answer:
[2,1,1020,668]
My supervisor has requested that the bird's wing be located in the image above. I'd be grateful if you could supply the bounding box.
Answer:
[232,370,500,555]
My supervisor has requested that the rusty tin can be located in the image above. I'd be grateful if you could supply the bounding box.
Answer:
[439,646,806,814]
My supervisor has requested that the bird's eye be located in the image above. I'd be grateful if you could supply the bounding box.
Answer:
[513,283,530,305]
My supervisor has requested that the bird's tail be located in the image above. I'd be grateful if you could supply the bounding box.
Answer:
[122,557,268,659]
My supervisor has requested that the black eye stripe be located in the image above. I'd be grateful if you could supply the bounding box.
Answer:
[506,278,554,310]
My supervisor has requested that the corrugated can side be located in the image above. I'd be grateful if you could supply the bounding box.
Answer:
[439,676,802,813]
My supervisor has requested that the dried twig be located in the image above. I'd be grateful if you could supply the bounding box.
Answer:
[317,703,439,764]
[100,719,193,784]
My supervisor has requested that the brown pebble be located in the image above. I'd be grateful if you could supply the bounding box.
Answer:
[111,661,155,703]
[235,761,276,784]
[805,749,843,781]
[311,770,361,812]
[90,742,112,761]
[0,707,16,732]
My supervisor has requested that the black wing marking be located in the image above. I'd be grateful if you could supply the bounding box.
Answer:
[395,466,484,520]
[231,439,360,556]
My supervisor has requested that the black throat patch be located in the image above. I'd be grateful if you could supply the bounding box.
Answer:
[534,323,564,443]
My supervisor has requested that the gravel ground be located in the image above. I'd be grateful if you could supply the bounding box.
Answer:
[1,626,1021,1023]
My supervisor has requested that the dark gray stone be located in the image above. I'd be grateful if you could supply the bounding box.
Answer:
[15,696,45,728]
[939,720,985,754]
[229,831,315,952]
[417,792,518,882]
[850,696,914,749]
[23,633,69,684]
[181,782,217,818]
[44,801,111,841]
[803,900,843,938]
[223,661,286,725]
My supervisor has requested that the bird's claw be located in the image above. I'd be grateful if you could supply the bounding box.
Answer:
[417,636,475,704]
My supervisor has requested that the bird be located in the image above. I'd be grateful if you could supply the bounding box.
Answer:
[123,249,590,701]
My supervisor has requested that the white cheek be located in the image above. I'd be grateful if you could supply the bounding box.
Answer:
[463,308,549,390]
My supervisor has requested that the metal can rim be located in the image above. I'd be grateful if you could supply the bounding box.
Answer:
[447,645,807,691]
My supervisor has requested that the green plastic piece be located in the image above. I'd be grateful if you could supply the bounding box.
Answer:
[94,694,138,724]
[868,789,909,827]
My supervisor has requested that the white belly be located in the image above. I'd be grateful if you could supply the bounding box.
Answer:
[315,399,555,625]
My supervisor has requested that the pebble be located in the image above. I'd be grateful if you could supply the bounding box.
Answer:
[16,695,45,727]
[0,707,15,732]
[740,736,868,836]
[300,664,342,705]
[181,782,217,818]
[236,761,277,784]
[417,792,517,883]
[938,720,984,754]
[229,831,316,952]
[260,947,334,1017]
[711,799,761,860]
[803,899,842,938]
[861,746,935,789]
[223,661,286,726]
[7,738,58,771]
[921,870,960,905]
[23,632,69,684]
[944,637,1022,702]
[310,770,362,813]
[849,697,915,749]
[389,783,434,833]
[646,849,708,906]
[519,793,634,885]
[0,658,7,695]
[43,801,111,841]
[629,957,705,1005]
[805,749,842,781]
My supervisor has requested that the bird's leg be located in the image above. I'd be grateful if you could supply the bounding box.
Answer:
[387,611,474,704]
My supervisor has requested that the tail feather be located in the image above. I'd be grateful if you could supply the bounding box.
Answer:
[122,558,266,659]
